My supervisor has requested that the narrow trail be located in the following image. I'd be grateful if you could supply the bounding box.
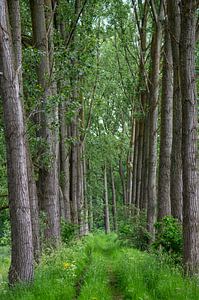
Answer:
[108,266,124,300]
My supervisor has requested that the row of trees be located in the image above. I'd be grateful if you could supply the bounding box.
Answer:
[0,0,198,285]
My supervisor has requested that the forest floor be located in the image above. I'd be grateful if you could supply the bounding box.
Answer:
[0,233,199,300]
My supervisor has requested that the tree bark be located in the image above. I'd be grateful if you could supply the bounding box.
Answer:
[59,101,71,222]
[110,166,118,231]
[30,0,60,245]
[180,0,199,275]
[0,0,34,284]
[147,1,164,238]
[157,24,173,220]
[104,164,110,234]
[8,0,40,261]
[168,0,183,222]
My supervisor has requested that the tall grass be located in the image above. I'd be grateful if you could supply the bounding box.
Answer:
[113,248,199,300]
[0,234,199,300]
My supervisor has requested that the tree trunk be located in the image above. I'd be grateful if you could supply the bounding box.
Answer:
[157,24,173,220]
[104,164,110,234]
[147,3,164,238]
[110,166,118,231]
[180,0,199,275]
[8,0,40,261]
[132,121,139,209]
[60,102,71,222]
[119,158,127,206]
[0,1,34,284]
[30,0,60,245]
[70,119,79,225]
[168,0,183,222]
[126,117,134,206]
[135,121,144,212]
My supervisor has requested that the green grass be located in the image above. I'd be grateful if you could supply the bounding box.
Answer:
[0,234,199,300]
[0,246,10,288]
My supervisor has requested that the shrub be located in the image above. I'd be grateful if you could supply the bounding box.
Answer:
[61,219,77,244]
[118,210,151,250]
[153,216,183,264]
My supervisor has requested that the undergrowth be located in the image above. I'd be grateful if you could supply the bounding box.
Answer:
[0,233,199,300]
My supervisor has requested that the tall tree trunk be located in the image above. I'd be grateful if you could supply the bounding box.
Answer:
[119,158,127,206]
[140,116,149,211]
[180,0,199,275]
[8,0,40,261]
[135,120,144,211]
[104,164,110,234]
[110,166,118,231]
[60,102,71,222]
[157,25,173,220]
[147,2,164,238]
[30,0,60,245]
[132,121,139,209]
[0,0,34,284]
[126,117,134,206]
[70,119,79,225]
[168,0,183,221]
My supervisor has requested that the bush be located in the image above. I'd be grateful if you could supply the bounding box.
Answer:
[118,210,151,250]
[61,219,77,244]
[153,216,183,264]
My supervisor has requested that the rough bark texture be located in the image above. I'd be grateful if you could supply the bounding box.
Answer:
[157,25,173,220]
[147,8,163,237]
[69,119,79,225]
[60,102,71,222]
[0,0,34,284]
[9,0,40,261]
[30,0,60,245]
[168,0,183,221]
[180,0,199,275]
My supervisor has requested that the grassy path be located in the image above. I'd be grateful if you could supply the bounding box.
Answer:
[0,234,199,299]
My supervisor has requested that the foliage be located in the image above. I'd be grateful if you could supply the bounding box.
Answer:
[0,220,10,247]
[118,209,151,250]
[60,219,78,244]
[153,216,183,264]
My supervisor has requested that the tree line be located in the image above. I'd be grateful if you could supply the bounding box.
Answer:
[0,0,198,285]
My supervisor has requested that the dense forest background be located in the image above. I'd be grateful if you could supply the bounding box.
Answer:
[0,0,199,291]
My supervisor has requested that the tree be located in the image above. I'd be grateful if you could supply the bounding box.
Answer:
[180,0,199,275]
[30,0,60,245]
[157,22,173,219]
[147,0,164,238]
[0,0,34,284]
[168,0,183,222]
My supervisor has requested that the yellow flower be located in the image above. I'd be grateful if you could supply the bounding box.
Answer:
[63,262,71,269]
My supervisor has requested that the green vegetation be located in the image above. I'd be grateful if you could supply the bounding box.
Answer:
[0,234,198,300]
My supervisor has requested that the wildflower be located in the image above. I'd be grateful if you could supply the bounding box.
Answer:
[63,262,71,269]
